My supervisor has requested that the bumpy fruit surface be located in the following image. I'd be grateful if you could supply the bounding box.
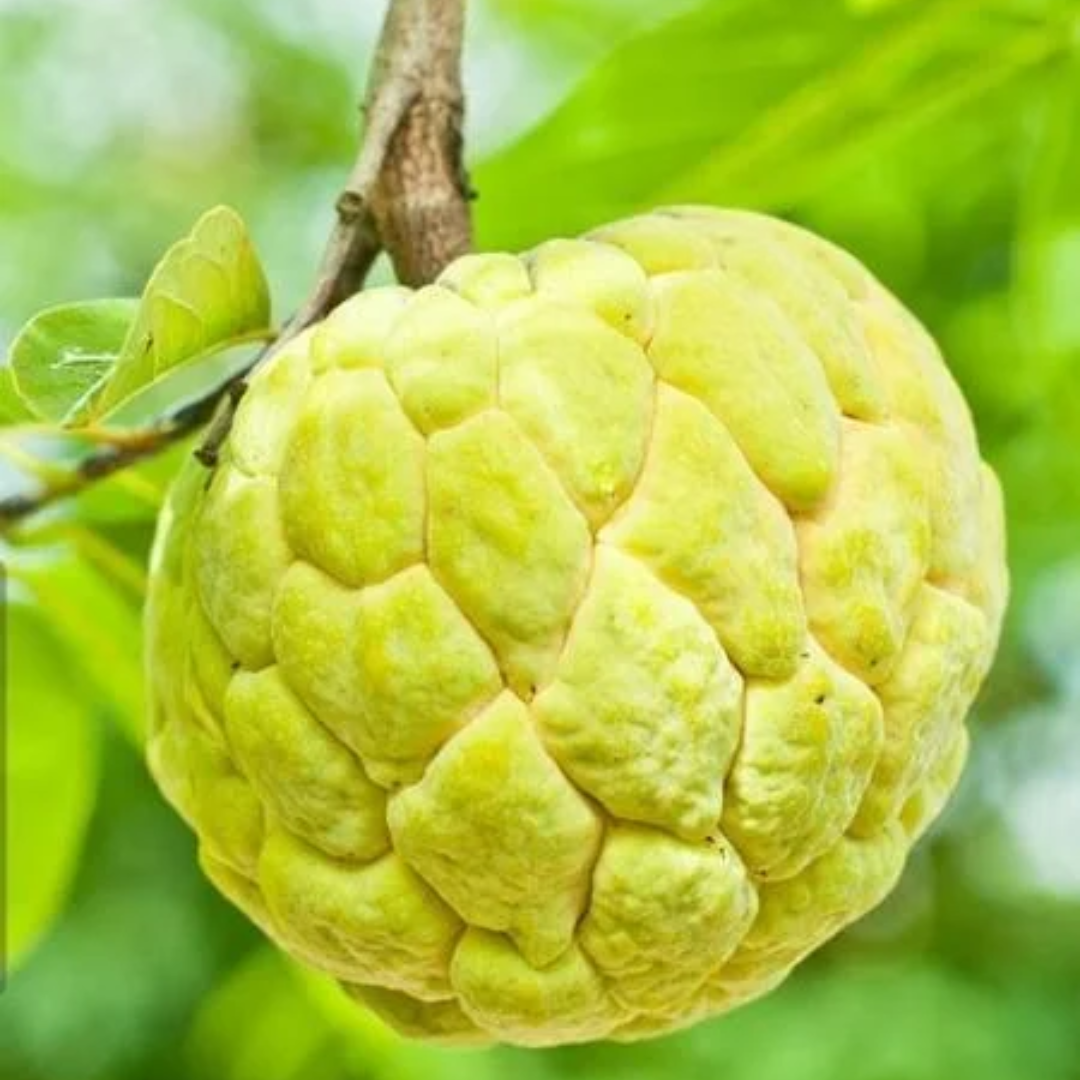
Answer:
[146,206,1008,1047]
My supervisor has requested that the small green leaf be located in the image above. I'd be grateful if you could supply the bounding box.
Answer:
[89,205,271,419]
[0,365,36,424]
[7,602,101,969]
[6,299,138,422]
[104,337,261,431]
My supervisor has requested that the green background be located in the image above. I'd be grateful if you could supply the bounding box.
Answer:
[2,0,1079,1076]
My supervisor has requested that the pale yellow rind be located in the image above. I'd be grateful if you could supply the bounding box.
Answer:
[533,545,742,839]
[224,667,389,860]
[344,983,489,1047]
[451,929,621,1047]
[145,204,1007,1048]
[498,298,655,528]
[648,268,840,510]
[797,418,933,685]
[279,368,425,588]
[193,466,291,670]
[603,383,806,679]
[229,331,313,476]
[721,640,884,880]
[310,286,411,372]
[384,286,498,434]
[427,409,592,695]
[579,825,757,1015]
[388,692,603,968]
[850,583,988,836]
[258,829,461,999]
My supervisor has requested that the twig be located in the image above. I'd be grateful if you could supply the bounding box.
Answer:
[0,393,217,533]
[0,0,471,530]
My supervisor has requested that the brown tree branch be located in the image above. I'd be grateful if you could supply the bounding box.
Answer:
[366,0,472,285]
[0,0,471,530]
[0,394,219,533]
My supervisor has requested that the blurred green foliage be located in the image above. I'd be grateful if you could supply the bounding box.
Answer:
[1,0,1078,1077]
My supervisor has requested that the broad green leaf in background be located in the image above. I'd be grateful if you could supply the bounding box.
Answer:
[995,380,1080,595]
[186,949,490,1080]
[848,0,916,11]
[185,950,340,1080]
[0,731,260,1078]
[11,549,147,743]
[87,205,271,420]
[475,0,707,89]
[1017,47,1080,368]
[7,603,101,970]
[475,0,1071,249]
[529,960,1077,1080]
[477,0,870,247]
[68,438,187,529]
[654,0,1069,210]
[184,949,474,1080]
[296,965,511,1080]
[7,299,138,423]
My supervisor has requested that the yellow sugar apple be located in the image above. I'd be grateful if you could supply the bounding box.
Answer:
[145,206,1008,1047]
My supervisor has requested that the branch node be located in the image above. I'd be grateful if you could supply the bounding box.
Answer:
[335,189,367,222]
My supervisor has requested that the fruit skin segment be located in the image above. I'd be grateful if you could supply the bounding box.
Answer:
[145,205,1008,1047]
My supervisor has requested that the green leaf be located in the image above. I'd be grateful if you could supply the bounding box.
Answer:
[847,0,919,13]
[7,602,101,969]
[1017,49,1080,366]
[294,965,508,1080]
[6,299,138,422]
[88,205,271,420]
[0,364,36,424]
[67,438,189,528]
[12,549,146,744]
[103,336,261,430]
[184,950,334,1080]
[995,376,1080,603]
[655,2,1064,210]
[475,0,897,247]
[475,0,1068,250]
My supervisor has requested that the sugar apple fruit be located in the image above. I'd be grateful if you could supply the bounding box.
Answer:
[146,206,1008,1047]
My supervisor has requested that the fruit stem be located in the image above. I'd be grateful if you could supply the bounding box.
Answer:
[363,0,473,287]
